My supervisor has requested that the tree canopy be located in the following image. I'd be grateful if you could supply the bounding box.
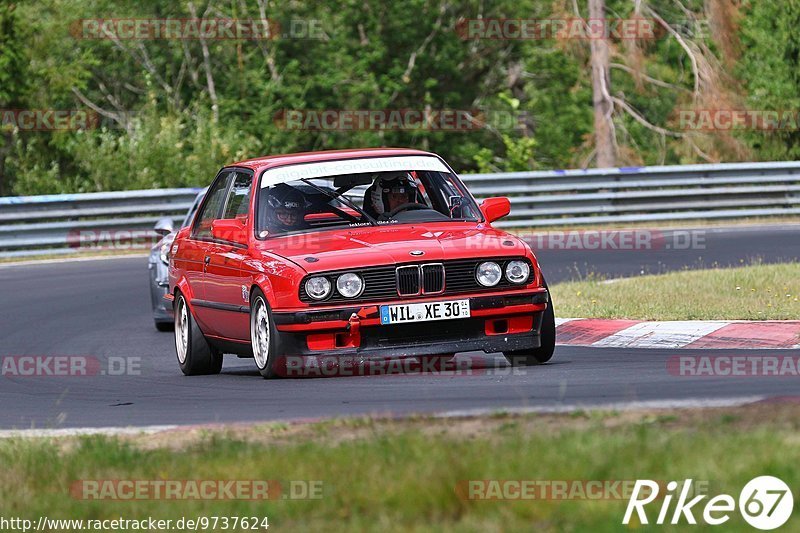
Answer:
[0,0,795,194]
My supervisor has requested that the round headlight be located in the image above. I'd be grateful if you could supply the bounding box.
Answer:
[305,276,332,300]
[505,260,530,284]
[336,273,364,298]
[476,261,502,287]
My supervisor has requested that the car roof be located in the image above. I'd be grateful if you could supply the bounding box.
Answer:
[227,148,437,173]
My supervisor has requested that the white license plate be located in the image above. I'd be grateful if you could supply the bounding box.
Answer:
[379,299,471,325]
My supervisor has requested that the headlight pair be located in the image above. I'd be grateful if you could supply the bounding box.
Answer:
[305,273,364,300]
[476,260,530,287]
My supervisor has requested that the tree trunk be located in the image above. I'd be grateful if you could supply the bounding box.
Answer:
[588,0,616,167]
[0,131,12,196]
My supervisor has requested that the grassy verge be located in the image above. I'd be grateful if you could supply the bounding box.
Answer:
[1,405,798,531]
[550,262,800,320]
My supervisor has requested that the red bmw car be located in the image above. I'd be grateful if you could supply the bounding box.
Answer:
[167,148,555,377]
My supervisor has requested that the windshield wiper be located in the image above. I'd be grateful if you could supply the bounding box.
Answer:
[300,178,378,226]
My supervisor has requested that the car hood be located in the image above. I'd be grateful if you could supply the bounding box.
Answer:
[258,223,531,273]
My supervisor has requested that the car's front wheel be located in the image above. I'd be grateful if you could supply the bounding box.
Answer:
[174,292,223,375]
[504,288,556,366]
[250,288,279,379]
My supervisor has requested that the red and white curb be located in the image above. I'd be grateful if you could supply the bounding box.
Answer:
[556,318,800,349]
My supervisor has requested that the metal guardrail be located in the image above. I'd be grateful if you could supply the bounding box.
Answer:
[0,189,202,258]
[465,161,800,228]
[1,161,800,257]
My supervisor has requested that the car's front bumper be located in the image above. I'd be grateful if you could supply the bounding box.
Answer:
[271,290,548,359]
[148,258,172,322]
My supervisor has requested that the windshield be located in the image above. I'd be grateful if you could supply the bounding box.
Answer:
[255,168,481,237]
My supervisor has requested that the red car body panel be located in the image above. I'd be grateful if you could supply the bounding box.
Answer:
[168,148,549,360]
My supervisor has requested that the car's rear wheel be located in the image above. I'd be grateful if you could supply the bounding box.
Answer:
[174,292,223,375]
[504,284,556,366]
[250,288,279,379]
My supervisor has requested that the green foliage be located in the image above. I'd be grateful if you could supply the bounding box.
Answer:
[737,0,800,160]
[0,0,792,195]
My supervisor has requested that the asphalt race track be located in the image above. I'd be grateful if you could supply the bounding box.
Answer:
[533,223,800,281]
[1,224,798,430]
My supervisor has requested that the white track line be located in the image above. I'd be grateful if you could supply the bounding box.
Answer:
[434,396,766,418]
[0,425,177,439]
[0,254,147,269]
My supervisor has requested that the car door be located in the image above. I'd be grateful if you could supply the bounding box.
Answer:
[201,169,254,341]
[185,170,233,332]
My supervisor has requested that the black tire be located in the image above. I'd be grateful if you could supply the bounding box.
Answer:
[154,320,174,332]
[504,282,556,366]
[249,288,280,379]
[174,292,223,375]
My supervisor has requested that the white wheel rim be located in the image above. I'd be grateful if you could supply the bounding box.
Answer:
[251,297,270,369]
[175,297,189,364]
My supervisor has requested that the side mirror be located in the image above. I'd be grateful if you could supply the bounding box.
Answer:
[480,197,511,223]
[153,217,175,237]
[211,218,248,246]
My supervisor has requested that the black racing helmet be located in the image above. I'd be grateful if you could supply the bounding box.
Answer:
[266,184,307,231]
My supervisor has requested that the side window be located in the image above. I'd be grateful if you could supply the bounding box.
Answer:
[221,171,253,220]
[192,171,233,239]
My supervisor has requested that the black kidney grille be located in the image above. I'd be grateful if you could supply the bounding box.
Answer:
[396,266,421,296]
[299,258,531,304]
[421,263,445,294]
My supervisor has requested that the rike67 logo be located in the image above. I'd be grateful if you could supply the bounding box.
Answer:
[623,476,794,530]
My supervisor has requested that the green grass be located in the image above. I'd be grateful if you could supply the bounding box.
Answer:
[551,262,800,320]
[0,407,798,531]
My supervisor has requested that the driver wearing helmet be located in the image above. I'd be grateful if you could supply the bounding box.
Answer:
[266,185,308,232]
[364,171,425,219]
